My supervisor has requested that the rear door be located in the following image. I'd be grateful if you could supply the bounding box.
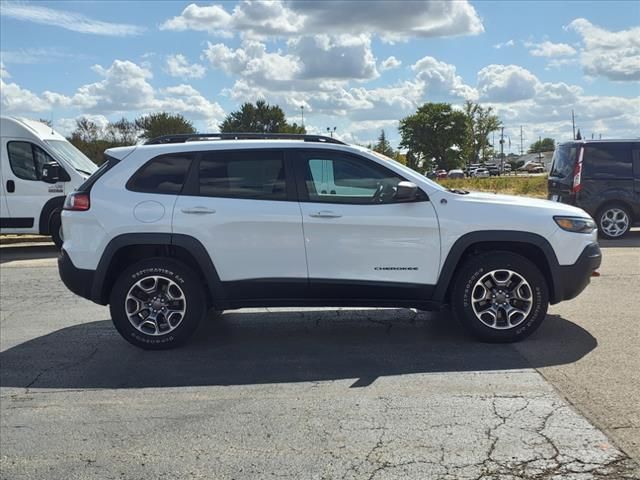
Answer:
[172,149,307,294]
[293,149,440,300]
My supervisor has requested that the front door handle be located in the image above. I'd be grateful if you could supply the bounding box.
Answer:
[6,180,15,193]
[181,206,216,215]
[309,210,342,218]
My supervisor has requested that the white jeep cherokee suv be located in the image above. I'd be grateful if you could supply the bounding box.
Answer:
[58,133,601,349]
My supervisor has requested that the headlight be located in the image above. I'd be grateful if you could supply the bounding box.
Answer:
[554,216,596,233]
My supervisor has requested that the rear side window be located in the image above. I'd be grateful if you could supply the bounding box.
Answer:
[128,154,192,194]
[583,143,632,179]
[199,150,286,200]
[7,141,54,181]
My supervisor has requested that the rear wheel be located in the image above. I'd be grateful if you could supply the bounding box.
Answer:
[452,252,549,343]
[109,258,205,350]
[597,203,631,240]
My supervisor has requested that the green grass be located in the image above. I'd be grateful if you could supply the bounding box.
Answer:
[438,175,548,198]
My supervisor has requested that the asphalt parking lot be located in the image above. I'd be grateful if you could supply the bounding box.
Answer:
[1,234,639,480]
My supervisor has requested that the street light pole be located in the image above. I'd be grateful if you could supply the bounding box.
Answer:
[300,106,304,127]
[326,126,336,138]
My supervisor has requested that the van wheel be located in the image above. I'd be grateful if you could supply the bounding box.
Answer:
[109,258,205,350]
[451,252,549,343]
[597,203,631,240]
[49,211,63,249]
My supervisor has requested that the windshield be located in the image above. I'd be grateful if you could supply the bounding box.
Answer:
[366,149,446,191]
[550,144,578,179]
[45,140,98,175]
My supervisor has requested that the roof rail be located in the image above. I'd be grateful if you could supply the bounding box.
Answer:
[144,132,347,145]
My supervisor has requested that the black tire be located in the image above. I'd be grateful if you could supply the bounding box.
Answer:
[597,203,632,240]
[451,251,549,343]
[109,258,206,350]
[49,211,63,249]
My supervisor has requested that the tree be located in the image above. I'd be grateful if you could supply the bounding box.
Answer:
[107,117,138,144]
[399,103,467,171]
[72,117,101,143]
[528,137,555,153]
[373,129,395,157]
[38,118,53,127]
[135,112,196,140]
[220,100,305,134]
[462,101,501,164]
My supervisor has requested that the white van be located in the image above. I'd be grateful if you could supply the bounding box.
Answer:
[1,117,97,247]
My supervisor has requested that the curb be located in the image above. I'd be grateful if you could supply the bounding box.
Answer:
[0,235,53,246]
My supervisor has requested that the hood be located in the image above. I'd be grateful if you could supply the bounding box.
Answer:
[457,190,591,218]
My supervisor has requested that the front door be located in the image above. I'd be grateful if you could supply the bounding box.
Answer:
[1,139,65,232]
[293,149,440,300]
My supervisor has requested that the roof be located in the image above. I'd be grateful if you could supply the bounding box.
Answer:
[0,116,66,141]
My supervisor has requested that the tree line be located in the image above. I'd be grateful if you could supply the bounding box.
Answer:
[63,98,555,170]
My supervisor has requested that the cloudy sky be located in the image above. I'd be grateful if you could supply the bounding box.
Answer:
[1,0,638,151]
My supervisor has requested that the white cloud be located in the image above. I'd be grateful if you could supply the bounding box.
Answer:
[567,18,640,81]
[478,64,539,102]
[1,2,144,36]
[161,1,483,40]
[526,40,577,57]
[380,56,402,71]
[494,40,515,49]
[1,59,225,130]
[412,56,478,101]
[0,61,9,79]
[165,54,206,79]
[0,47,85,65]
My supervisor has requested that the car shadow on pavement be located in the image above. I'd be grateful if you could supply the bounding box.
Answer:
[0,309,597,390]
[599,229,640,248]
[0,245,58,264]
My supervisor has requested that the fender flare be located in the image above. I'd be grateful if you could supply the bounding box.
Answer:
[90,233,226,306]
[432,230,561,303]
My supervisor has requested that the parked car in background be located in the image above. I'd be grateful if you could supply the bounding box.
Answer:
[435,169,448,179]
[471,168,490,178]
[548,139,639,239]
[520,161,545,173]
[486,164,501,176]
[0,116,98,247]
[447,169,464,179]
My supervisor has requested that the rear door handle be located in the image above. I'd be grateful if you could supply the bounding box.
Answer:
[309,210,342,218]
[181,207,216,215]
[6,180,15,193]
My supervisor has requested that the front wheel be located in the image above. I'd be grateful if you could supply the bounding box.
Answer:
[109,258,206,350]
[49,211,63,249]
[451,252,549,343]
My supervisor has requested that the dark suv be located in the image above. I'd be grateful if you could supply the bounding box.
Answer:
[548,140,640,239]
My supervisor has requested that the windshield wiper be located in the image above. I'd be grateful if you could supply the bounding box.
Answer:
[447,188,469,195]
[75,169,94,176]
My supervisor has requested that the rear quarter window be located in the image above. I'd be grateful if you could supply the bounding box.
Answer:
[127,154,193,194]
[583,143,632,179]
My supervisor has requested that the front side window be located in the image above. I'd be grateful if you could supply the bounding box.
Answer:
[7,141,54,181]
[199,150,286,200]
[128,155,192,194]
[583,143,632,179]
[304,154,405,204]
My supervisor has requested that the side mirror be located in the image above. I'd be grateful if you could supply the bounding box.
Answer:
[395,181,418,201]
[42,162,62,184]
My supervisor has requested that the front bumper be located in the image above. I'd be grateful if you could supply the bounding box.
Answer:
[58,249,95,301]
[552,242,601,304]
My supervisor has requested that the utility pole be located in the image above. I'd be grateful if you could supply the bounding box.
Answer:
[520,126,524,156]
[499,127,505,170]
[572,110,576,140]
[326,126,336,138]
[300,106,304,127]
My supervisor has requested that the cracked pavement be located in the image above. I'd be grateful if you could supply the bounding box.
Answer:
[1,238,639,480]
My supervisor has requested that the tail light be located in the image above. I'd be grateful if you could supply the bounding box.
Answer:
[572,146,584,194]
[63,192,90,211]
